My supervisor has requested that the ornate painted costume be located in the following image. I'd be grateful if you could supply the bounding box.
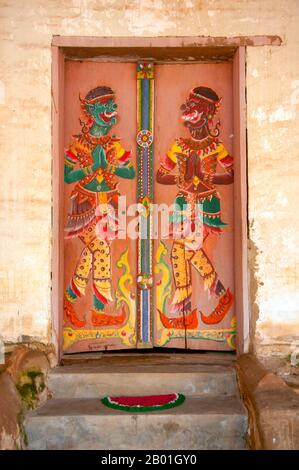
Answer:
[64,86,135,327]
[163,137,233,232]
[64,134,133,240]
[156,86,234,326]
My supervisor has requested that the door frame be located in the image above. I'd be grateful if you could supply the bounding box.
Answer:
[51,35,278,362]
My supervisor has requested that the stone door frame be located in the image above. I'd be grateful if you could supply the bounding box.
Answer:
[51,35,281,362]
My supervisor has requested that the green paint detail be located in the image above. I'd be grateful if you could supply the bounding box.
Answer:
[64,165,86,184]
[101,393,185,413]
[67,285,77,300]
[83,179,113,192]
[93,296,105,311]
[159,241,172,312]
[114,162,135,179]
[65,142,135,188]
[16,369,45,410]
[137,146,142,199]
[149,146,154,197]
[87,98,117,133]
[115,247,133,311]
[171,195,227,227]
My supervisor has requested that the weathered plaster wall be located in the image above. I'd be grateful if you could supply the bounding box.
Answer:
[0,0,298,358]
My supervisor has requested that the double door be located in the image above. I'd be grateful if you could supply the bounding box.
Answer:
[63,60,235,353]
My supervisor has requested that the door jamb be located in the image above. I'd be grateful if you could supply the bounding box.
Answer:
[233,47,249,354]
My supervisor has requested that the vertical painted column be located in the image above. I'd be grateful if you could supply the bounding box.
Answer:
[136,62,154,347]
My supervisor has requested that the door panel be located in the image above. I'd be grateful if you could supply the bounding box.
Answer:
[63,61,137,353]
[153,64,235,350]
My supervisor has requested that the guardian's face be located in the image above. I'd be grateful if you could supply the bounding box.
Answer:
[86,97,118,129]
[180,97,212,130]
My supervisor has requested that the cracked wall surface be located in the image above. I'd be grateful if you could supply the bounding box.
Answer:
[0,0,298,358]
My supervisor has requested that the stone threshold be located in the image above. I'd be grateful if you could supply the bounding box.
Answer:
[61,351,236,367]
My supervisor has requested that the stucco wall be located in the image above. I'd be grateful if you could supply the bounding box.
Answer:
[0,0,298,358]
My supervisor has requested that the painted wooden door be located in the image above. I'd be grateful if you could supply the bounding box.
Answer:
[153,64,235,351]
[63,61,138,352]
[62,61,235,353]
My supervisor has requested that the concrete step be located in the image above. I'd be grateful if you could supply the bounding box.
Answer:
[25,396,248,450]
[48,363,238,398]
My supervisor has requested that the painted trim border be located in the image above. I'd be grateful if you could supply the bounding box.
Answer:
[136,63,154,346]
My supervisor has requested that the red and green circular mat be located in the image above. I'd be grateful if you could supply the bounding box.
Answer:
[101,393,185,412]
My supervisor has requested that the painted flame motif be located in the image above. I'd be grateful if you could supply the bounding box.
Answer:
[154,241,236,350]
[115,247,135,328]
[63,247,136,350]
[154,241,172,313]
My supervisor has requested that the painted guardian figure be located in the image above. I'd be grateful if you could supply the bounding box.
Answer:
[64,86,135,328]
[156,86,234,327]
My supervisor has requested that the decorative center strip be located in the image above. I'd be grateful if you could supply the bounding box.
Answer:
[136,62,154,346]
